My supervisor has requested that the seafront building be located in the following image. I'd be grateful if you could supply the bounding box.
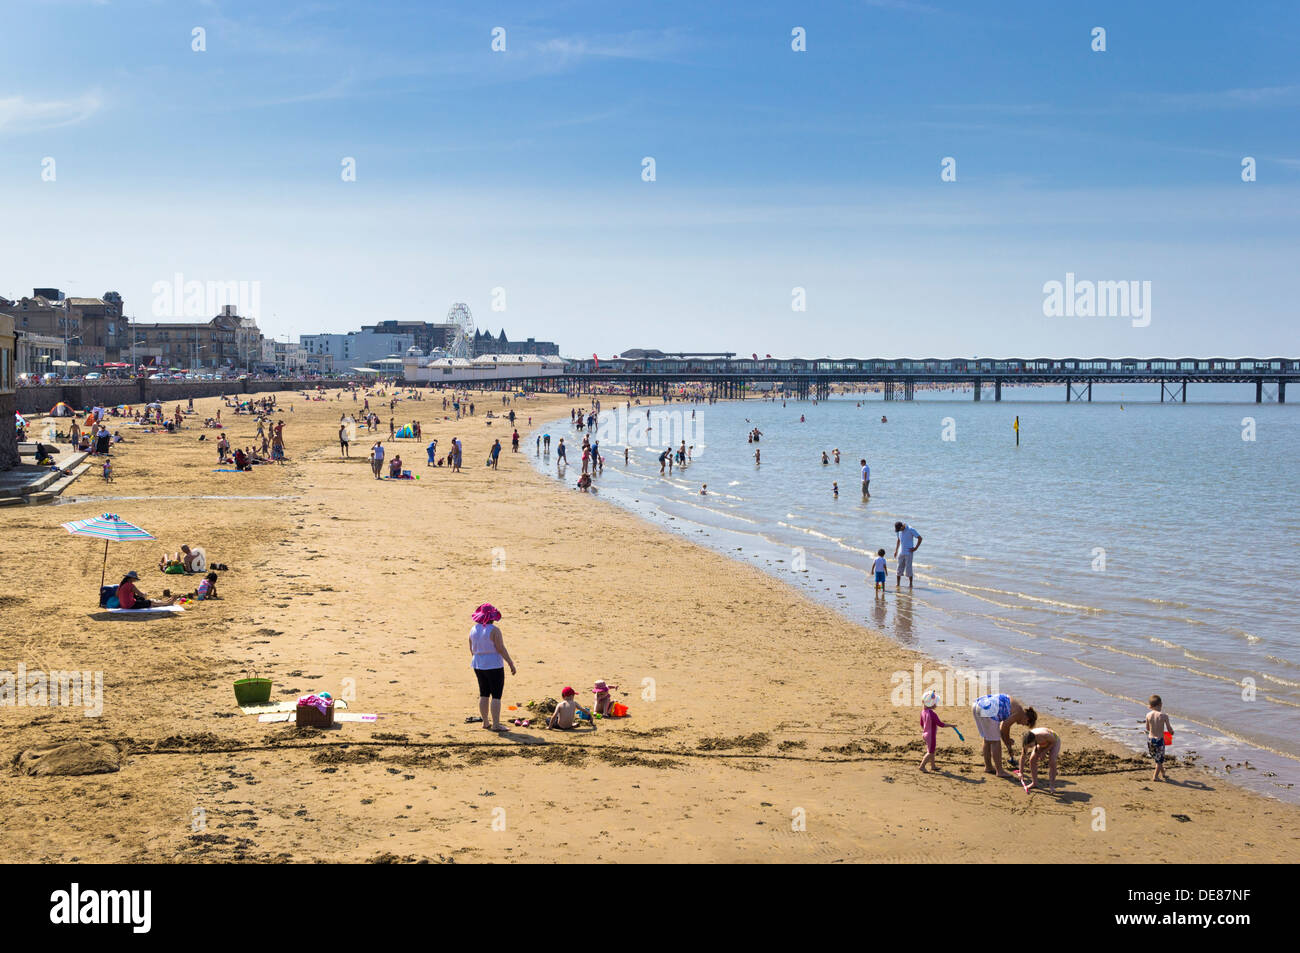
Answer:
[301,328,415,367]
[14,332,63,377]
[472,328,561,356]
[401,350,566,385]
[130,306,263,371]
[0,289,124,369]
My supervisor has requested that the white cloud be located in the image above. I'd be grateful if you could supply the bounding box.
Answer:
[0,90,102,133]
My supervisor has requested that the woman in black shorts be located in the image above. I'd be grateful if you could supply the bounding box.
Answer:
[469,603,516,731]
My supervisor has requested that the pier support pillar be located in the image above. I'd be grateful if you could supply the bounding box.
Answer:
[1087,382,1092,402]
[994,379,1002,402]
[1256,380,1263,403]
[973,377,981,401]
[1280,380,1287,404]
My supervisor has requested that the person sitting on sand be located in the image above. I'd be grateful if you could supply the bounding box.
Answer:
[591,679,618,715]
[158,545,197,574]
[195,571,219,600]
[389,454,403,478]
[1019,726,1061,794]
[546,687,594,730]
[116,570,176,610]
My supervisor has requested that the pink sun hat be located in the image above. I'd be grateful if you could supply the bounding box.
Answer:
[471,603,502,624]
[591,679,617,694]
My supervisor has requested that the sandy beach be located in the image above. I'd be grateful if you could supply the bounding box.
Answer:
[2,388,1296,864]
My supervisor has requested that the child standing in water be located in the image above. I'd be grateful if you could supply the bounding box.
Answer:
[872,549,888,594]
[1145,695,1173,782]
[919,691,954,772]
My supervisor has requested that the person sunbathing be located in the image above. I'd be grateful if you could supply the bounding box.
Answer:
[158,545,198,574]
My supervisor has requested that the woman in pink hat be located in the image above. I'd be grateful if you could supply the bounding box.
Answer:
[469,603,516,731]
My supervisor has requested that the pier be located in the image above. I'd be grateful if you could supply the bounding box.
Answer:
[520,356,1298,402]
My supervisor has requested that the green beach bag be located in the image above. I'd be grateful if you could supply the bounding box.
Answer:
[233,665,273,706]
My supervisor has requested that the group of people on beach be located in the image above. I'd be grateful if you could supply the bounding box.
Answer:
[916,690,1174,793]
[467,603,623,732]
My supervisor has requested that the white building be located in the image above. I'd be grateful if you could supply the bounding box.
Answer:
[402,352,566,385]
[301,329,415,366]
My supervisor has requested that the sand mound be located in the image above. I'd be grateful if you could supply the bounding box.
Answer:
[15,741,122,777]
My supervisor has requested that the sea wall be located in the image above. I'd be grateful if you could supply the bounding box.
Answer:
[0,390,17,468]
[13,379,358,417]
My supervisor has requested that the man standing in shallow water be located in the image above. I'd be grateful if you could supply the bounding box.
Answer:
[894,520,921,588]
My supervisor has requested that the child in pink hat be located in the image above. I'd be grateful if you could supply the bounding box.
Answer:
[591,679,619,716]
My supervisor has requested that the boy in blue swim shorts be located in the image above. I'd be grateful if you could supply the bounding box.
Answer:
[872,549,888,594]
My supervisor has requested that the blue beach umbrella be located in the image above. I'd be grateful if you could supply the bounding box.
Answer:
[61,513,157,590]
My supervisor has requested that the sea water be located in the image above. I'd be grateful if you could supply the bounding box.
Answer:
[533,383,1299,802]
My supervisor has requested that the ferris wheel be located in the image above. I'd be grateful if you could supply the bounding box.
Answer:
[447,302,475,358]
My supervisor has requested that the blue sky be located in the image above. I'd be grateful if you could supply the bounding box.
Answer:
[2,0,1298,356]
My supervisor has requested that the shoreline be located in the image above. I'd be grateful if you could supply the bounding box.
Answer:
[2,389,1296,862]
[529,409,1299,805]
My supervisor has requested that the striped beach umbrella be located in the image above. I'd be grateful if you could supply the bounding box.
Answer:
[62,513,157,589]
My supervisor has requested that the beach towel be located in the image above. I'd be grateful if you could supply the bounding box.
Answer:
[241,699,349,716]
[258,710,373,724]
[212,468,246,472]
[106,605,185,614]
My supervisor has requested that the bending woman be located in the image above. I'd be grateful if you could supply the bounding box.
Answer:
[469,603,516,732]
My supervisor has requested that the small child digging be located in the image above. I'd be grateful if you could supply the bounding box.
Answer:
[546,687,594,730]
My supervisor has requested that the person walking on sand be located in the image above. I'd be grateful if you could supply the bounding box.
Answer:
[370,441,385,479]
[490,439,502,470]
[893,520,921,588]
[339,421,350,457]
[1145,695,1173,782]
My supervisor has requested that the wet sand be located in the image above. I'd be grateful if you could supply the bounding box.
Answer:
[1,389,1296,863]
